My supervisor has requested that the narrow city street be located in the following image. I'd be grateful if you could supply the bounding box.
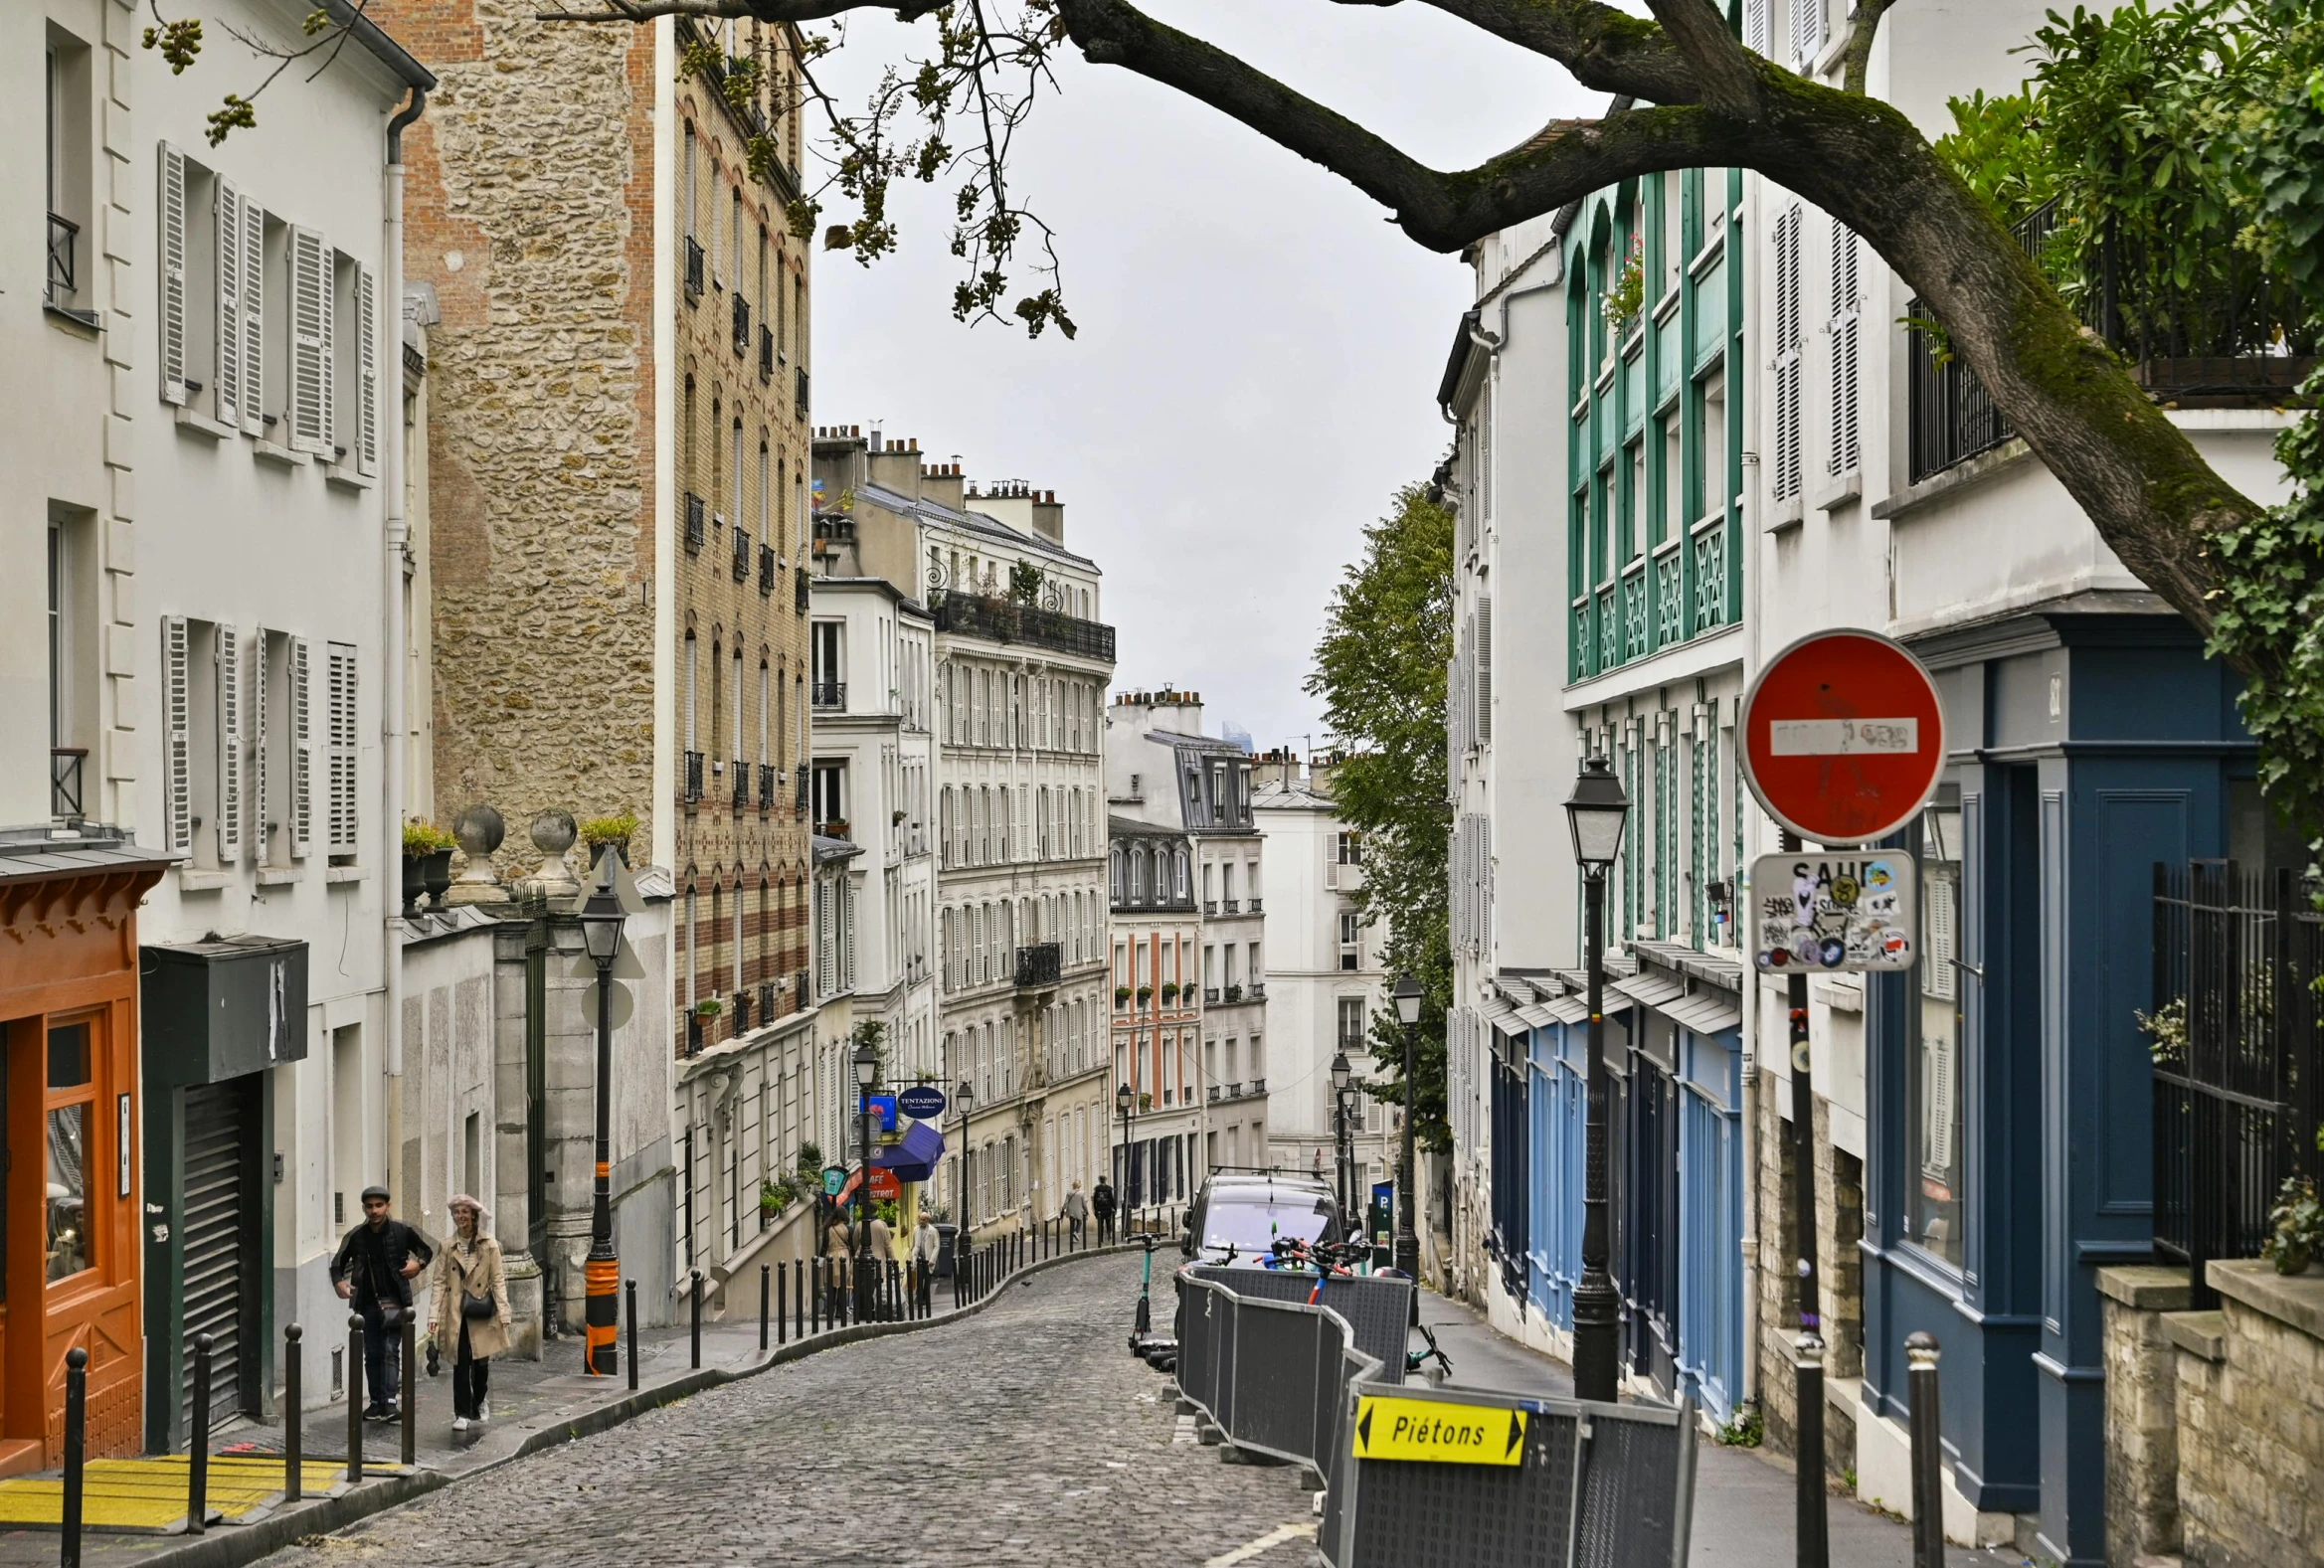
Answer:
[253,1255,1319,1568]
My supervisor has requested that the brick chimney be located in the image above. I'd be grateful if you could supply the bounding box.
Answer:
[972,479,1064,544]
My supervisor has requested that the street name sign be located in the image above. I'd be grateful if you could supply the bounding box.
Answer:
[1350,1394,1526,1466]
[1741,627,1945,846]
[1749,850,1917,973]
[897,1084,948,1120]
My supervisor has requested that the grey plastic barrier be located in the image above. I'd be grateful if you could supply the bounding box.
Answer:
[1322,1378,1699,1568]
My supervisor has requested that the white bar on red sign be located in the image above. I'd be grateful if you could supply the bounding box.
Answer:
[1767,717,1918,757]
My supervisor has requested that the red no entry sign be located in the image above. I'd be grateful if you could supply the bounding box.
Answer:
[1740,628,1945,845]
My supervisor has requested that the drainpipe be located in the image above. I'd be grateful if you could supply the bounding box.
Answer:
[382,83,428,1166]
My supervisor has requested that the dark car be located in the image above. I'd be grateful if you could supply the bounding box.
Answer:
[1178,1171,1344,1269]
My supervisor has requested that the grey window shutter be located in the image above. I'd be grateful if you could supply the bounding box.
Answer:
[326,643,357,854]
[249,630,268,864]
[289,228,330,454]
[356,263,379,475]
[1476,595,1494,745]
[215,179,243,428]
[241,198,266,434]
[159,144,188,406]
[290,635,313,858]
[163,616,191,851]
[215,623,242,861]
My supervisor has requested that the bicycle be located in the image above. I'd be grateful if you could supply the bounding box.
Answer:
[1406,1320,1454,1386]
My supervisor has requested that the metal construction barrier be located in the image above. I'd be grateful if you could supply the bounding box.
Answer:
[1175,1270,1390,1479]
[1323,1379,1698,1568]
[1182,1265,1412,1384]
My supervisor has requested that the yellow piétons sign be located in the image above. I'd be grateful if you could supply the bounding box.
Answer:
[1350,1395,1526,1466]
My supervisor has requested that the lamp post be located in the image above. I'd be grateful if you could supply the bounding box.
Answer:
[577,869,628,1376]
[1115,1080,1135,1219]
[1329,1049,1353,1226]
[955,1078,974,1267]
[1391,973,1423,1280]
[853,1041,879,1321]
[1564,754,1631,1404]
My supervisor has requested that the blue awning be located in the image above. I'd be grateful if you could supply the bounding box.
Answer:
[871,1119,946,1181]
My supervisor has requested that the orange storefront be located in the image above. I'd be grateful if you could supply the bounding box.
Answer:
[0,830,171,1474]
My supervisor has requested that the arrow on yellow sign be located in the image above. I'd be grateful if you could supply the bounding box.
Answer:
[1350,1395,1526,1466]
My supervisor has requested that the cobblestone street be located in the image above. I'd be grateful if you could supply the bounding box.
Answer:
[256,1255,1316,1568]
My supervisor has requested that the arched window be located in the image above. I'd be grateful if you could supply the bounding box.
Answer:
[1130,847,1147,901]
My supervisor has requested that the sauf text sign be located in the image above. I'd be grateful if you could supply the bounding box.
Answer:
[1351,1395,1526,1466]
[1749,851,1917,974]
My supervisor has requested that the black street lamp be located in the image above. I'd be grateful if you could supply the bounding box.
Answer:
[1391,973,1423,1279]
[1115,1080,1135,1215]
[955,1078,974,1263]
[1329,1049,1353,1226]
[577,868,627,1376]
[1564,754,1630,1404]
[853,1041,879,1320]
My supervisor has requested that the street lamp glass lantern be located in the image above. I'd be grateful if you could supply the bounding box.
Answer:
[1392,972,1423,1027]
[578,887,626,965]
[1564,755,1631,872]
[956,1078,974,1111]
[1330,1050,1351,1094]
[853,1041,879,1090]
[1116,1082,1134,1116]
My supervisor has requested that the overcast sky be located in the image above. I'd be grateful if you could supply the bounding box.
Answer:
[814,3,1604,754]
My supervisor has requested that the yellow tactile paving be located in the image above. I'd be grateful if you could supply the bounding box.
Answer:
[0,1456,369,1531]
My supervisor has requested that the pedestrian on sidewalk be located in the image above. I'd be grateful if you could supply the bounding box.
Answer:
[821,1202,853,1321]
[863,1206,896,1319]
[330,1185,435,1422]
[1092,1177,1116,1246]
[1062,1180,1089,1247]
[428,1194,511,1433]
[912,1212,941,1311]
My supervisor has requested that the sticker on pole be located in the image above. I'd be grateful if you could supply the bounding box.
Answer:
[1740,627,1945,846]
[1351,1395,1526,1466]
[1750,850,1917,973]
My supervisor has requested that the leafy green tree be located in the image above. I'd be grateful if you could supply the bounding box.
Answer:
[1306,480,1454,1152]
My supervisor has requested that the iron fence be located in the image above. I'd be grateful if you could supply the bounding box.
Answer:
[1014,942,1062,989]
[683,237,705,299]
[2151,861,2324,1307]
[732,526,752,582]
[931,592,1117,663]
[683,750,704,805]
[760,325,776,383]
[684,491,706,554]
[732,294,751,358]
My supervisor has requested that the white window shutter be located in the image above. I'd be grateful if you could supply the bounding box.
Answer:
[289,228,329,454]
[163,616,191,851]
[159,144,188,406]
[327,642,358,855]
[290,635,314,858]
[241,198,266,434]
[1773,205,1803,502]
[214,179,242,428]
[356,263,379,475]
[1476,595,1494,745]
[1744,0,1769,55]
[1830,223,1861,476]
[249,630,268,864]
[214,623,242,861]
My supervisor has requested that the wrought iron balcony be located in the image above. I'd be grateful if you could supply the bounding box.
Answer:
[758,764,777,814]
[760,324,775,382]
[732,760,750,809]
[810,680,845,710]
[732,525,752,582]
[683,750,705,804]
[794,773,810,814]
[685,1012,703,1055]
[683,491,706,554]
[758,980,777,1021]
[683,236,706,300]
[1247,897,1264,915]
[795,966,810,1007]
[1204,986,1221,1003]
[732,294,751,357]
[758,542,777,596]
[733,988,752,1033]
[794,566,809,613]
[795,365,810,418]
[1207,1085,1220,1103]
[47,214,79,306]
[1223,898,1241,914]
[51,748,86,823]
[930,592,1117,664]
[1204,899,1217,915]
[1013,942,1062,990]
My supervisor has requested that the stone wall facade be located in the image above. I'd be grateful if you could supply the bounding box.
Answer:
[2096,1265,2194,1565]
[1755,1085,1862,1485]
[2174,1261,2324,1568]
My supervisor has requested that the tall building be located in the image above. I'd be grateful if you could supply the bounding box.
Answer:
[1251,754,1392,1217]
[376,3,821,1292]
[810,429,1115,1238]
[1106,813,1204,1204]
[1106,691,1267,1181]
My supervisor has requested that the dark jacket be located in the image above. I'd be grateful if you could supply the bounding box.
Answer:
[1090,1182,1117,1218]
[330,1218,436,1307]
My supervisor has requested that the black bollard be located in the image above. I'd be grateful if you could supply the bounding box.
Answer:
[626,1278,639,1392]
[1797,1332,1830,1568]
[811,1259,823,1333]
[888,1259,900,1319]
[62,1346,87,1568]
[283,1324,303,1503]
[778,1261,790,1344]
[794,1258,805,1340]
[1906,1333,1945,1568]
[346,1314,365,1484]
[188,1331,213,1534]
[689,1270,703,1369]
[760,1264,772,1352]
[401,1312,417,1469]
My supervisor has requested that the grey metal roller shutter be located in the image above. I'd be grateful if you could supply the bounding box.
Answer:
[180,1078,254,1434]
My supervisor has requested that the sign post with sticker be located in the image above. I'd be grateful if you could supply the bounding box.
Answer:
[1738,626,1943,1568]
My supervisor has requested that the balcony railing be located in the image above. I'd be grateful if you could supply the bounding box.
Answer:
[732,526,752,582]
[794,567,809,613]
[758,979,777,1022]
[794,773,810,814]
[47,213,79,306]
[683,750,705,804]
[733,988,752,1034]
[1207,1085,1220,1103]
[810,681,845,710]
[1203,899,1217,916]
[758,542,777,596]
[930,592,1116,664]
[51,748,86,822]
[759,324,775,383]
[1013,942,1062,990]
[732,294,751,357]
[684,492,706,554]
[732,760,749,809]
[685,1013,703,1055]
[758,764,778,814]
[683,236,706,299]
[1222,898,1240,914]
[1248,897,1264,914]
[1204,986,1221,1003]
[795,365,810,418]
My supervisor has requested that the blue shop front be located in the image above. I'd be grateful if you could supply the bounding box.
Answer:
[1865,605,2293,1566]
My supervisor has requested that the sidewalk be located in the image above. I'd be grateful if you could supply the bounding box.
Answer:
[1412,1293,2025,1567]
[0,1252,1079,1568]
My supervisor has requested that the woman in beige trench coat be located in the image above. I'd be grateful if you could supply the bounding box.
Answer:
[429,1194,512,1431]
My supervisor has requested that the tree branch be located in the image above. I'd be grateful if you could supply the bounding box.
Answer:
[537,0,942,24]
[1418,0,1705,103]
[1840,0,1891,96]
[1639,0,1759,115]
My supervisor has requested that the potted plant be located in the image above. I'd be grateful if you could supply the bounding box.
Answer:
[1223,982,1244,1002]
[695,997,724,1020]
[1115,985,1131,1008]
[580,812,639,870]
[401,820,455,915]
[1160,981,1179,1004]
[2262,1174,2323,1276]
[1136,985,1154,1006]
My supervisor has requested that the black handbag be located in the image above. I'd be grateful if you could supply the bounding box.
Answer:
[461,1290,494,1320]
